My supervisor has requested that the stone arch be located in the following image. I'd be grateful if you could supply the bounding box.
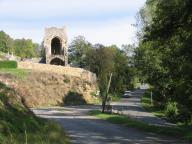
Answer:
[51,37,62,55]
[50,58,65,66]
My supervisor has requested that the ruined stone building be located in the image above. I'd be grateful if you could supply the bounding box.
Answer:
[43,27,68,66]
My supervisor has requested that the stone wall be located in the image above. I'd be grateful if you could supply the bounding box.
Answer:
[18,62,97,84]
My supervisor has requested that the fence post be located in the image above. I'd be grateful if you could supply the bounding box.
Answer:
[150,91,153,105]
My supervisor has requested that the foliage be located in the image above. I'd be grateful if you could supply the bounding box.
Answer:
[13,39,36,58]
[0,61,17,68]
[68,36,137,112]
[68,36,137,94]
[63,91,86,105]
[109,93,121,102]
[0,31,13,53]
[135,0,192,123]
[165,102,178,122]
[141,92,165,119]
[68,35,92,67]
[89,110,192,141]
[0,30,39,58]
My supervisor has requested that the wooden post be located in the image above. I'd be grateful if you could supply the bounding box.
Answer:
[102,73,113,113]
[106,73,113,96]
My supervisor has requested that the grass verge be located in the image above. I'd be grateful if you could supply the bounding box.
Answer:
[109,93,121,102]
[141,92,165,118]
[89,110,192,141]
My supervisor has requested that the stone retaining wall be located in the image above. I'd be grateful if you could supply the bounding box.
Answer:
[18,62,96,84]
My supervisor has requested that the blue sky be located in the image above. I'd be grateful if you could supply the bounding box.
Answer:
[0,0,146,46]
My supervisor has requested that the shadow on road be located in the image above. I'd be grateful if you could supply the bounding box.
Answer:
[32,105,188,144]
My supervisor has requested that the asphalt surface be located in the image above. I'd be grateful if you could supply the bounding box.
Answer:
[32,105,189,144]
[112,89,175,127]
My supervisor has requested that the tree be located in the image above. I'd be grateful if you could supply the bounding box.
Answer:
[89,44,115,112]
[85,44,137,112]
[135,0,192,123]
[68,35,92,67]
[13,39,36,58]
[0,31,13,53]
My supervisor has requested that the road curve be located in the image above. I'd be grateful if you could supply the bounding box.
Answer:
[32,105,188,144]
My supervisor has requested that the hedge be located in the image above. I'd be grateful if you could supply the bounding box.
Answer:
[0,61,17,68]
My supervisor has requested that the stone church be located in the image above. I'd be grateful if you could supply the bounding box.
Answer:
[43,27,68,66]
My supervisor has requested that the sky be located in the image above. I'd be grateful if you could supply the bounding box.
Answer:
[0,0,146,47]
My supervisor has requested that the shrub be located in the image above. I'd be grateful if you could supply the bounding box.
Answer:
[63,91,86,105]
[63,79,70,83]
[0,61,17,68]
[177,107,192,125]
[165,101,178,122]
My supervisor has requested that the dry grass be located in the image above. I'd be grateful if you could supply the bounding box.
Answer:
[0,62,97,107]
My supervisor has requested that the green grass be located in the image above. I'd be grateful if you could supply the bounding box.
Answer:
[141,92,165,118]
[0,61,17,68]
[89,110,192,141]
[0,68,30,79]
[109,93,121,102]
[0,82,69,144]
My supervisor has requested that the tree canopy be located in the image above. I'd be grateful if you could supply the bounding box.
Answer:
[135,0,192,123]
[0,30,40,58]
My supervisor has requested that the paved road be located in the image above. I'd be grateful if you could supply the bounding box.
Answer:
[32,105,188,144]
[112,89,175,127]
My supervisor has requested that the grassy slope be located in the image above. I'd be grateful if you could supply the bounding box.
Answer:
[89,110,192,141]
[0,68,30,79]
[0,69,69,143]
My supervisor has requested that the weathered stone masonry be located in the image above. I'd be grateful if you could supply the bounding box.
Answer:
[43,27,68,66]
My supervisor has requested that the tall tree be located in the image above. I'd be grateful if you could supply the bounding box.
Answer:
[135,0,192,122]
[68,35,92,67]
[0,31,13,53]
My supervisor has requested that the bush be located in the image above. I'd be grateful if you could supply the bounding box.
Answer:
[165,101,178,122]
[177,108,192,125]
[0,61,17,68]
[63,91,86,105]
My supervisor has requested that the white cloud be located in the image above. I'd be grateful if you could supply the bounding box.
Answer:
[3,17,137,47]
[0,0,145,18]
[68,17,137,46]
[0,0,146,46]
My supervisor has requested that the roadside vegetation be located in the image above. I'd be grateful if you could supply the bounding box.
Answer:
[68,36,137,112]
[141,92,165,119]
[89,110,192,141]
[0,82,69,144]
[135,0,192,125]
[142,91,192,127]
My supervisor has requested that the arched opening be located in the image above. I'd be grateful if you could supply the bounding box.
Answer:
[50,58,65,66]
[51,37,62,55]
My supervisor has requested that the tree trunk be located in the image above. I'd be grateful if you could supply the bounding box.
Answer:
[101,73,112,113]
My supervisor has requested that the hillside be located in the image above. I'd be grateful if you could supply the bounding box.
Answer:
[0,81,69,143]
[0,62,98,107]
